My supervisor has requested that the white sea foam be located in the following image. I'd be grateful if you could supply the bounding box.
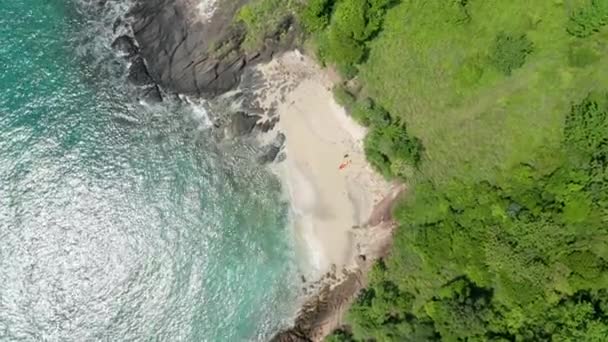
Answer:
[267,155,327,277]
[196,0,219,22]
[182,96,214,130]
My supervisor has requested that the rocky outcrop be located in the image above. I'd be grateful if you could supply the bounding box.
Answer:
[271,270,365,342]
[259,132,285,164]
[228,111,259,137]
[110,29,163,103]
[111,35,138,58]
[126,0,297,98]
[271,185,404,341]
[127,57,154,86]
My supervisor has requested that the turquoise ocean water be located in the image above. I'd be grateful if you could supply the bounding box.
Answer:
[0,1,299,340]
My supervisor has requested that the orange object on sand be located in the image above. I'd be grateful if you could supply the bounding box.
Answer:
[339,160,351,170]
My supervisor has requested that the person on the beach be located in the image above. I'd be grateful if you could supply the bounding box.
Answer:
[339,159,351,170]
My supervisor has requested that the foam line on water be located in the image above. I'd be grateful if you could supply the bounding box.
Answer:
[268,153,328,278]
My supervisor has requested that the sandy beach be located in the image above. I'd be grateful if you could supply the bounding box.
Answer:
[254,52,392,277]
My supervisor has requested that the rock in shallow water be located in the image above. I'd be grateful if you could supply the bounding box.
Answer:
[141,85,163,103]
[111,35,138,58]
[127,0,297,97]
[128,0,249,97]
[128,57,154,86]
[259,132,286,164]
[228,111,259,137]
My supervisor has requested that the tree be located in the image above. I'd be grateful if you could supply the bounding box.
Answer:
[300,0,335,33]
[490,33,533,75]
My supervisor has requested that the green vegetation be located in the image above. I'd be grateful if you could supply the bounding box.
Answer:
[304,0,396,76]
[299,0,608,340]
[236,0,300,50]
[325,95,608,340]
[567,0,608,38]
[364,117,422,180]
[339,95,608,340]
[490,33,534,75]
[299,0,334,33]
[332,85,422,179]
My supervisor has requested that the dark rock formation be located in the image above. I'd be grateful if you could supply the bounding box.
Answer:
[111,35,138,58]
[109,32,160,102]
[259,132,286,164]
[127,0,297,98]
[271,270,365,342]
[271,331,312,342]
[126,56,163,102]
[127,57,154,86]
[258,116,279,133]
[141,85,163,103]
[229,111,259,137]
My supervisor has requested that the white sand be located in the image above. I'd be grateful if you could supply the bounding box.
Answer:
[256,52,390,275]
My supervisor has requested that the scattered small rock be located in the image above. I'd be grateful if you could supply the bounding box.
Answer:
[276,152,287,163]
[257,116,279,133]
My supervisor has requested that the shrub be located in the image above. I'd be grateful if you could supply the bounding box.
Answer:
[312,0,397,74]
[490,33,533,75]
[351,97,391,127]
[365,0,399,36]
[346,94,608,341]
[567,0,608,38]
[324,329,355,342]
[332,84,357,110]
[564,93,608,157]
[322,24,366,67]
[331,0,368,41]
[332,94,422,180]
[365,122,423,179]
[335,62,359,80]
[300,0,335,34]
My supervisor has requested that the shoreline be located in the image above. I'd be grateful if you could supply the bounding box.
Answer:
[254,51,391,275]
[252,52,403,340]
[115,1,403,339]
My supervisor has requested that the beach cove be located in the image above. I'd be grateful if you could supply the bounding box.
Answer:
[119,1,405,339]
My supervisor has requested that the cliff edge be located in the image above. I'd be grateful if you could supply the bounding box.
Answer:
[127,0,297,97]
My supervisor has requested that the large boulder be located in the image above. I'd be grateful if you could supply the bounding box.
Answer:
[127,57,154,86]
[128,0,295,98]
[111,35,138,58]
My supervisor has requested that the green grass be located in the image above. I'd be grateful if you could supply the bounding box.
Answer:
[236,0,300,51]
[314,0,608,341]
[360,0,608,184]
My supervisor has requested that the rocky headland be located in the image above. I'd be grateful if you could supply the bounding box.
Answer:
[118,0,297,98]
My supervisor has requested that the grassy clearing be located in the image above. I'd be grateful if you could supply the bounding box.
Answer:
[361,0,608,184]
